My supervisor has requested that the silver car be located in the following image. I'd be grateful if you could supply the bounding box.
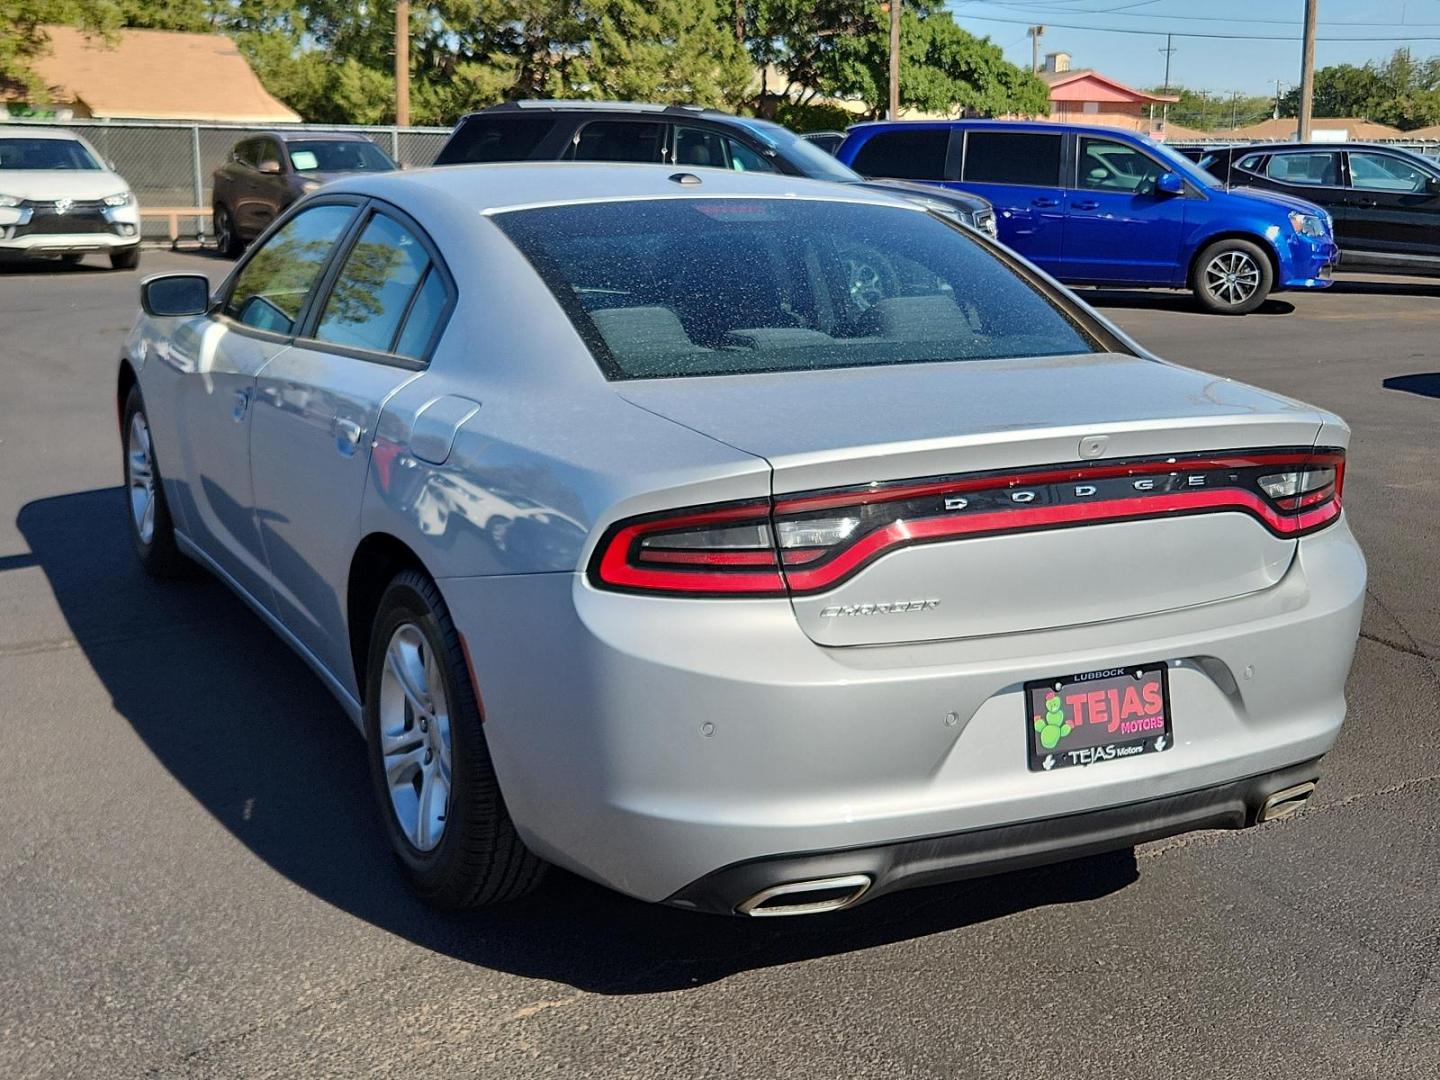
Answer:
[121,164,1365,917]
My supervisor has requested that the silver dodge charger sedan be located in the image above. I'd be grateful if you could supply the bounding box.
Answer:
[121,163,1365,917]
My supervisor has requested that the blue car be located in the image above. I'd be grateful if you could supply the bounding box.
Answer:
[837,120,1338,314]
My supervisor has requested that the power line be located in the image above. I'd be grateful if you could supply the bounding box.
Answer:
[954,1,1440,29]
[951,10,1440,41]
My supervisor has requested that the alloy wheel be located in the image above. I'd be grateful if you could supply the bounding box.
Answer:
[1204,250,1262,307]
[127,412,156,545]
[378,623,453,852]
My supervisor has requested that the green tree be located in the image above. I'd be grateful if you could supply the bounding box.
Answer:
[0,0,121,100]
[748,0,1047,120]
[1158,86,1276,131]
[1276,50,1440,130]
[580,0,751,107]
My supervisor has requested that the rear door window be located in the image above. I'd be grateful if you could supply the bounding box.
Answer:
[850,129,949,179]
[313,212,432,355]
[1265,152,1339,186]
[436,115,556,164]
[570,121,667,164]
[223,203,356,334]
[962,132,1063,186]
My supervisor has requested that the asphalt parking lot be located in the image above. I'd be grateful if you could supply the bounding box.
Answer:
[2,250,1438,1079]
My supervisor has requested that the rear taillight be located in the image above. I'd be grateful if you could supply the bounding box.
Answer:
[592,501,786,595]
[588,448,1346,597]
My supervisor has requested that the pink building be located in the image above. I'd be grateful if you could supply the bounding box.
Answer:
[1038,53,1178,134]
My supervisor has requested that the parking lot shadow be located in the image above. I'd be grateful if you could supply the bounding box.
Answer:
[17,487,1139,995]
[1080,288,1296,316]
[1382,373,1440,399]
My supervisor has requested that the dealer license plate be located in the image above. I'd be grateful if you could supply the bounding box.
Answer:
[1025,663,1172,772]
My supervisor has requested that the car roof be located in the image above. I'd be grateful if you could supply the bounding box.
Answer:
[0,126,86,141]
[1215,141,1424,154]
[261,130,379,143]
[468,99,734,120]
[323,161,924,215]
[845,118,1164,141]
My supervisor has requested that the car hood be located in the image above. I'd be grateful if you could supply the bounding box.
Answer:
[0,170,130,201]
[1223,184,1327,218]
[856,178,991,213]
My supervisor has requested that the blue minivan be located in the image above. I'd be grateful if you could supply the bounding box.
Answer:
[836,120,1339,314]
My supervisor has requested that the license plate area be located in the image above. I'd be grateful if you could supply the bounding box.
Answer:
[1025,663,1171,772]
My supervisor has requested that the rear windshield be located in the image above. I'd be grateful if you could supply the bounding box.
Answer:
[285,140,394,173]
[494,197,1100,380]
[0,137,101,170]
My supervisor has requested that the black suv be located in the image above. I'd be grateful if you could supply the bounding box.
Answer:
[435,101,996,236]
[1199,142,1440,275]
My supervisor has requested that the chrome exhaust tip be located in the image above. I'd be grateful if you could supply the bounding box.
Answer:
[737,874,873,917]
[1257,781,1316,823]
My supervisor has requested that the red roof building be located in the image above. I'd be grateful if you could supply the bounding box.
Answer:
[1038,53,1178,134]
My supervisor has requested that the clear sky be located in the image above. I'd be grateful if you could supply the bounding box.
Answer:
[948,0,1440,98]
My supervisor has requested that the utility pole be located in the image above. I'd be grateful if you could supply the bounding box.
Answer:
[1298,0,1318,141]
[1158,34,1176,131]
[395,0,410,128]
[888,0,901,120]
[1029,25,1045,75]
[1274,78,1283,120]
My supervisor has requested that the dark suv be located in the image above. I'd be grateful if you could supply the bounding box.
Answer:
[211,131,396,256]
[1199,142,1440,275]
[435,101,996,236]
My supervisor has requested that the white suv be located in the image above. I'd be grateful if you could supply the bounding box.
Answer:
[0,128,141,269]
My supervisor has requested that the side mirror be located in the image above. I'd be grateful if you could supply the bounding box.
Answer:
[1155,171,1184,196]
[140,273,211,318]
[258,159,283,175]
[1427,175,1440,194]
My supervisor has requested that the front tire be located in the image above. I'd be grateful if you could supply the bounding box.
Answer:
[363,570,547,909]
[122,385,188,577]
[1192,239,1272,315]
[110,246,141,271]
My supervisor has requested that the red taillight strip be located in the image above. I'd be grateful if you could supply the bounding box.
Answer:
[782,488,1340,594]
[774,451,1340,515]
[593,499,784,595]
[588,449,1346,597]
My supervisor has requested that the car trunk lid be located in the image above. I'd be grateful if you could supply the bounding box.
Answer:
[620,352,1328,646]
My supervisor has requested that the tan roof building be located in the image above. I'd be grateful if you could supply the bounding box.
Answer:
[15,26,299,124]
[1401,123,1440,140]
[1220,116,1406,141]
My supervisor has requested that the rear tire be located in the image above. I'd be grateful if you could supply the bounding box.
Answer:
[363,569,547,909]
[110,246,141,271]
[213,204,241,258]
[121,385,188,578]
[1192,238,1272,315]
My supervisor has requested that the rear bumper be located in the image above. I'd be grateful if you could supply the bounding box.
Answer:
[443,516,1365,904]
[667,757,1322,915]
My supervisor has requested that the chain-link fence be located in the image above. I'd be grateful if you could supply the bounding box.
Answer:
[2,119,451,241]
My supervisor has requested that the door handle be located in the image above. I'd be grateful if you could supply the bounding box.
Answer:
[1072,200,1100,211]
[1031,198,1060,208]
[333,417,363,454]
[1355,197,1378,208]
